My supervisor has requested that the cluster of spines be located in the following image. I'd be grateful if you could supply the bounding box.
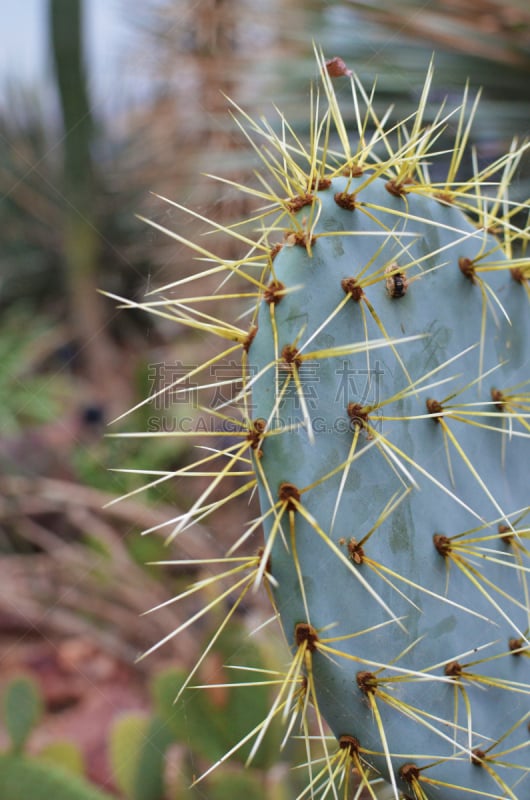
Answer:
[108,49,530,799]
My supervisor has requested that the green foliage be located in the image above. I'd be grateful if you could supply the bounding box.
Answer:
[106,620,300,799]
[152,667,221,760]
[109,713,150,798]
[0,754,114,800]
[3,676,43,754]
[0,676,113,800]
[173,762,269,800]
[36,740,85,776]
[147,615,314,798]
[207,767,268,800]
[134,715,175,800]
[152,624,282,770]
[109,711,173,800]
[0,307,67,436]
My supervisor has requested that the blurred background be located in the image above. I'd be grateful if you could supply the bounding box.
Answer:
[0,1,529,797]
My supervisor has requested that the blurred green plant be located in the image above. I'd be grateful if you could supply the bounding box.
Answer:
[0,676,114,800]
[0,630,303,800]
[3,676,44,754]
[0,307,68,436]
[108,621,305,800]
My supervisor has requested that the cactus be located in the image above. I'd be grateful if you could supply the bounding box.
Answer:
[113,50,530,799]
[106,621,302,799]
[0,676,114,800]
[109,711,174,800]
[3,676,44,755]
[0,755,114,800]
[151,623,283,769]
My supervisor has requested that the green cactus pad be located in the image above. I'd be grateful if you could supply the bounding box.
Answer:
[3,676,43,754]
[116,50,530,799]
[109,711,173,800]
[0,754,114,800]
[251,170,530,799]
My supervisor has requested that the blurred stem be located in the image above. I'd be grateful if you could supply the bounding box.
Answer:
[49,0,120,406]
[49,0,93,194]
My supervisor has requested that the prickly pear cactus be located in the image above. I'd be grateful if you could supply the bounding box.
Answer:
[115,52,530,799]
[0,755,114,800]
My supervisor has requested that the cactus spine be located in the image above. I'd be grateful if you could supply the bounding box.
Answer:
[114,51,530,799]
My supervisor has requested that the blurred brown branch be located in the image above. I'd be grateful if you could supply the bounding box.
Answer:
[348,0,530,67]
[0,476,222,666]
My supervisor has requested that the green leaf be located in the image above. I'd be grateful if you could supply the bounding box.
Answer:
[3,676,43,753]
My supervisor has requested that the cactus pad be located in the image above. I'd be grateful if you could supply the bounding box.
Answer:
[115,52,530,799]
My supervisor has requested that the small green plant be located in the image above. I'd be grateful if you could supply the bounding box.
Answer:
[112,50,530,799]
[0,676,113,800]
[0,642,292,800]
[0,307,67,436]
[108,622,302,800]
